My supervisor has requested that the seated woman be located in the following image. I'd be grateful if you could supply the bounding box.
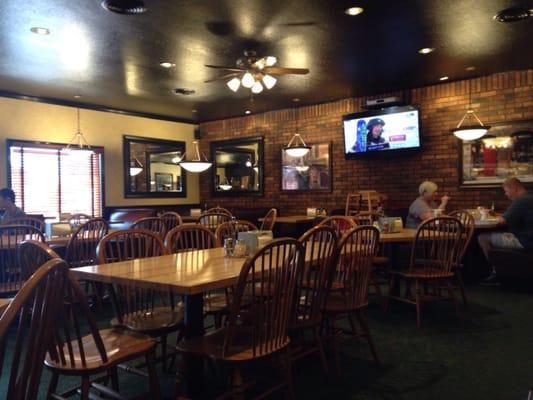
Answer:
[0,188,26,225]
[405,181,450,228]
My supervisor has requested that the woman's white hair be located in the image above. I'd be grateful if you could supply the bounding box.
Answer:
[419,181,438,196]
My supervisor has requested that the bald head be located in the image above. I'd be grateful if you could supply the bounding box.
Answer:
[503,177,526,200]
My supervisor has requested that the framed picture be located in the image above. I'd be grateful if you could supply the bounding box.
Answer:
[155,173,173,191]
[281,142,332,192]
[459,119,533,188]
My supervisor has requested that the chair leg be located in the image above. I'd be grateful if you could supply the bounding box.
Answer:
[146,351,162,400]
[456,271,469,308]
[383,276,394,312]
[313,326,329,375]
[231,367,245,400]
[109,366,119,391]
[415,280,422,328]
[47,371,60,398]
[282,349,296,400]
[80,376,90,400]
[356,310,380,365]
[160,334,168,372]
[331,318,341,376]
[447,280,462,321]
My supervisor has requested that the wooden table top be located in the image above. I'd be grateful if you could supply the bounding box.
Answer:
[71,228,419,295]
[259,215,317,224]
[0,298,12,314]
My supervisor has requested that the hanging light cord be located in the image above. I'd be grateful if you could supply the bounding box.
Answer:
[456,81,486,128]
[66,108,91,150]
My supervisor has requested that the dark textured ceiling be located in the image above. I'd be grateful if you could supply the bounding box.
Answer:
[0,0,532,122]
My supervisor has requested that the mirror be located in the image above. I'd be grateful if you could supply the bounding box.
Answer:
[123,135,187,198]
[210,136,264,196]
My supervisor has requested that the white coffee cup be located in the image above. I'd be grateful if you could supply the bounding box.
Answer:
[433,209,442,218]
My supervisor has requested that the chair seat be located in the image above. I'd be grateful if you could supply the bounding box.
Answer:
[111,306,184,334]
[45,328,156,373]
[323,293,366,314]
[204,293,231,314]
[177,326,290,363]
[390,268,454,279]
[373,256,389,265]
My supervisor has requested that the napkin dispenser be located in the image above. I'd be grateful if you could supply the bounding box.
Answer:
[45,222,72,237]
[238,230,274,255]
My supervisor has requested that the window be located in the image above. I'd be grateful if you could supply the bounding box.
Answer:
[7,140,104,219]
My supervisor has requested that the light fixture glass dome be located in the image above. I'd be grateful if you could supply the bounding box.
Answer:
[241,72,255,88]
[262,74,277,89]
[227,77,241,92]
[179,140,212,173]
[251,81,263,94]
[130,167,143,176]
[452,109,490,140]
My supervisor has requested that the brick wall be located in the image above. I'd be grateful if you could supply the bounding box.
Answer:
[199,70,533,215]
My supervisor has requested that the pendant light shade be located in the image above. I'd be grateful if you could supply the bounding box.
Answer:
[65,108,92,151]
[218,177,232,191]
[241,72,255,88]
[179,140,212,173]
[130,156,143,176]
[262,74,277,89]
[285,133,311,157]
[452,82,490,141]
[227,77,241,92]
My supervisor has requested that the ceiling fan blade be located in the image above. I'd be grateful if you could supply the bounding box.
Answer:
[205,64,245,72]
[204,72,241,83]
[263,66,309,75]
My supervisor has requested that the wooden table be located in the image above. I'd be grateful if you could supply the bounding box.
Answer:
[258,215,317,224]
[0,298,12,315]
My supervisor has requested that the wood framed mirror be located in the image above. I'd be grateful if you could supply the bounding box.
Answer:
[123,135,187,198]
[210,136,264,196]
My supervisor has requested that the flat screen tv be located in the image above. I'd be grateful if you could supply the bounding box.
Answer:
[343,105,421,157]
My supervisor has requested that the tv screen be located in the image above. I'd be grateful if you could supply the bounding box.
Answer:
[343,106,421,157]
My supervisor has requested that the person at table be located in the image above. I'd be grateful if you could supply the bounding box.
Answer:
[478,177,533,282]
[405,181,450,228]
[0,188,25,225]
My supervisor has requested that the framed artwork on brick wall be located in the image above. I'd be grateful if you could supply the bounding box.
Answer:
[459,120,533,188]
[281,142,332,192]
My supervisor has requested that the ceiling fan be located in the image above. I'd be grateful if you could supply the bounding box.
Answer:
[205,50,309,94]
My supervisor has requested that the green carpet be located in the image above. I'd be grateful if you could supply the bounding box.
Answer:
[1,285,532,399]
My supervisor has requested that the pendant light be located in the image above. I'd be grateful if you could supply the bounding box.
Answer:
[284,107,310,157]
[218,176,232,191]
[65,108,92,151]
[130,156,143,176]
[179,140,212,173]
[451,80,490,141]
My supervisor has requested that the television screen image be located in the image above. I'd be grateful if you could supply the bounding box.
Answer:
[343,106,421,156]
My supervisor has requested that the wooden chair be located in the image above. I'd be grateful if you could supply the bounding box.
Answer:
[345,192,362,216]
[206,206,232,216]
[9,216,45,233]
[214,220,258,247]
[197,212,232,232]
[384,217,463,327]
[68,213,92,228]
[318,215,357,237]
[0,225,45,295]
[353,211,381,226]
[160,211,183,232]
[65,218,109,268]
[165,224,216,253]
[291,225,338,374]
[322,226,381,374]
[176,238,304,399]
[345,191,386,215]
[17,240,60,280]
[131,216,167,239]
[97,229,183,370]
[0,258,71,400]
[448,210,475,307]
[260,208,277,231]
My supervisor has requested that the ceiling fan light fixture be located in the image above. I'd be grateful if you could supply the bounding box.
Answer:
[265,56,277,66]
[262,74,277,89]
[251,81,264,94]
[227,77,241,92]
[241,72,255,88]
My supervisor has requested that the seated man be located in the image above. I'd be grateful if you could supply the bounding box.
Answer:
[405,181,450,228]
[479,177,533,283]
[0,188,26,225]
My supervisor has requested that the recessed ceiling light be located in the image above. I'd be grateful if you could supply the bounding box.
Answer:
[465,66,476,71]
[74,94,82,98]
[292,98,300,102]
[493,7,532,23]
[245,110,251,115]
[30,27,50,35]
[345,7,364,16]
[439,76,449,81]
[173,88,196,95]
[192,109,198,113]
[418,47,435,54]
[159,62,175,68]
[101,0,147,14]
